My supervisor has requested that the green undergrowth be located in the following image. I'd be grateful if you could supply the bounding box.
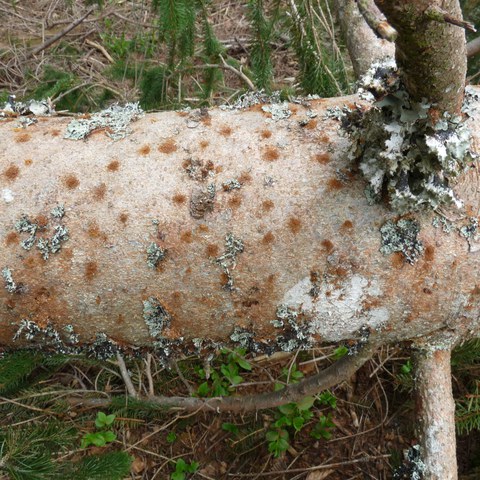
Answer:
[1,339,480,478]
[1,0,351,112]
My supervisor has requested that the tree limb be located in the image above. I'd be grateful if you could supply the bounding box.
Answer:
[356,0,397,41]
[70,339,380,413]
[27,7,95,58]
[413,347,458,480]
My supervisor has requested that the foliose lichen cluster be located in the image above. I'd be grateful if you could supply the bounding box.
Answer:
[64,102,144,141]
[348,58,473,213]
[14,208,69,260]
[142,297,171,338]
[215,233,245,291]
[379,218,424,264]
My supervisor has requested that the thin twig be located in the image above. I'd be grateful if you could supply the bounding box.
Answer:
[356,0,397,41]
[228,454,391,477]
[116,352,138,398]
[425,5,476,32]
[145,353,155,397]
[28,7,95,57]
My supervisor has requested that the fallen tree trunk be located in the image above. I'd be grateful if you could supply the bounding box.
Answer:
[0,94,479,355]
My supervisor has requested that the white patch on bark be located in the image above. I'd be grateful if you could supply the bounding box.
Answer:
[282,274,389,341]
[2,189,14,203]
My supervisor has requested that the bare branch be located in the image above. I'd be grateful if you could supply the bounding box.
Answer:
[116,352,138,399]
[413,347,457,479]
[467,36,480,57]
[356,0,398,41]
[27,7,95,58]
[425,5,476,33]
[70,339,379,413]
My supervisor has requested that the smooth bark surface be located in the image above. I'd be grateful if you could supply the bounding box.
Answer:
[414,347,458,480]
[0,95,479,353]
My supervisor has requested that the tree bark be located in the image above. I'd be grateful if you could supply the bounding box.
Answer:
[414,347,458,480]
[374,0,467,114]
[1,94,479,354]
[334,0,395,78]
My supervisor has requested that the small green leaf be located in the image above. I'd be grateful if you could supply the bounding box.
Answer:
[197,381,210,397]
[236,358,252,371]
[278,403,296,416]
[296,396,315,411]
[171,472,185,480]
[167,431,177,443]
[333,346,349,359]
[102,431,116,443]
[292,416,304,431]
[266,430,279,442]
[222,422,239,435]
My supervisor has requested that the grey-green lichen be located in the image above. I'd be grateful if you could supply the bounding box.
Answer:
[262,102,291,121]
[15,215,38,250]
[432,215,454,233]
[37,225,69,260]
[142,297,171,338]
[459,217,479,251]
[272,304,312,352]
[222,179,242,191]
[349,59,472,213]
[215,233,245,291]
[2,267,16,293]
[51,204,65,219]
[146,242,167,269]
[14,213,68,259]
[64,102,144,141]
[380,218,424,264]
[12,319,79,354]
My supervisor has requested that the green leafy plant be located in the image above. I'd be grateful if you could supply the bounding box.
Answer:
[81,412,117,448]
[195,348,251,397]
[167,431,178,443]
[171,458,199,480]
[310,413,335,440]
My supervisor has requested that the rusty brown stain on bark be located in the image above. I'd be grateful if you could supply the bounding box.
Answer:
[219,125,233,136]
[261,199,274,211]
[158,138,177,154]
[172,193,186,205]
[15,132,31,143]
[4,164,20,181]
[262,232,275,245]
[262,146,280,162]
[107,160,120,171]
[63,174,80,189]
[118,213,128,225]
[138,144,151,156]
[238,172,252,184]
[181,231,194,243]
[228,195,242,209]
[87,222,108,242]
[314,153,330,164]
[92,183,107,201]
[339,220,354,233]
[85,261,99,280]
[288,217,302,235]
[327,178,343,191]
[4,232,19,246]
[260,129,272,139]
[199,140,209,149]
[24,159,32,166]
[206,243,219,257]
[321,239,334,253]
[424,245,435,262]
